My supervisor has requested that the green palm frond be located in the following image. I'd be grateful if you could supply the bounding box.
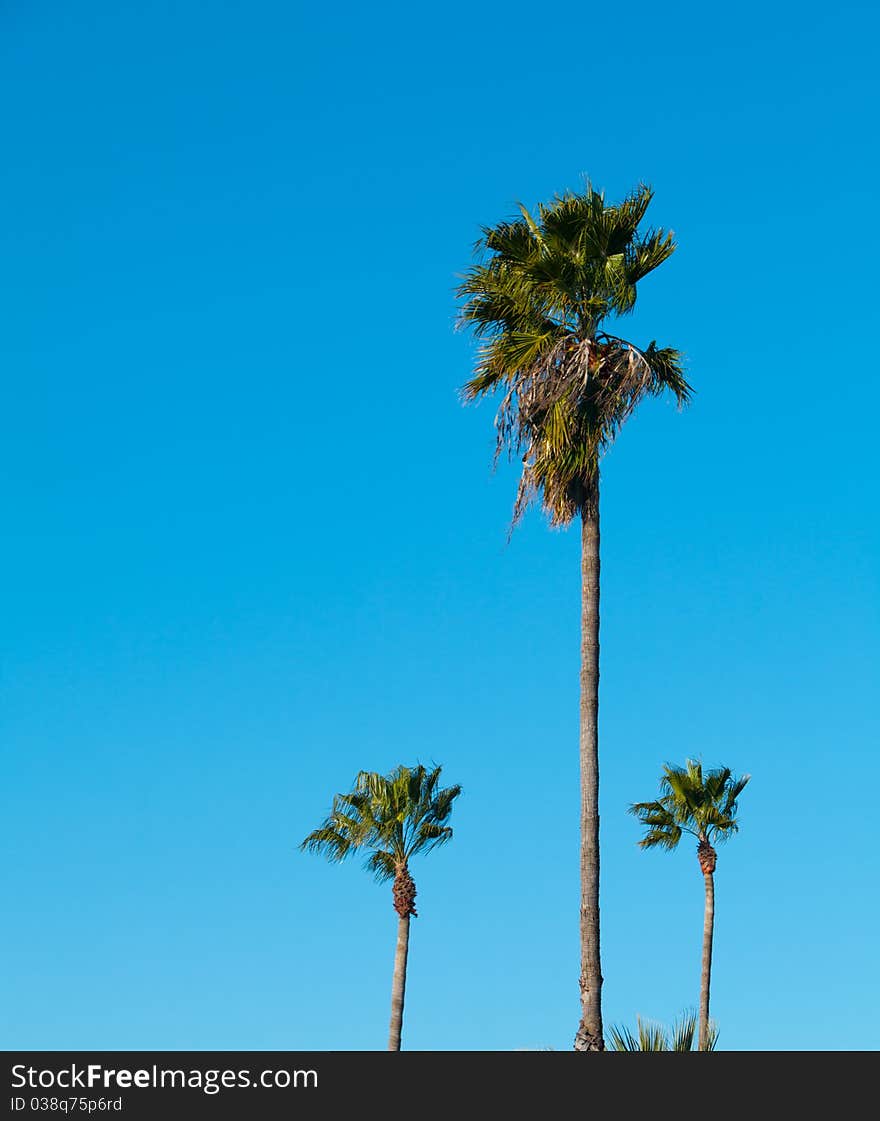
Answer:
[365,849,398,884]
[457,180,691,528]
[668,1011,718,1052]
[609,1026,641,1049]
[628,800,682,850]
[607,1016,668,1052]
[626,229,677,287]
[669,1013,698,1052]
[299,824,353,862]
[412,822,454,858]
[633,1018,667,1051]
[637,825,683,851]
[608,1012,718,1051]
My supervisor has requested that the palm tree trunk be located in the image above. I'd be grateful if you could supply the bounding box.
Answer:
[574,488,603,1051]
[699,867,715,1051]
[388,913,410,1051]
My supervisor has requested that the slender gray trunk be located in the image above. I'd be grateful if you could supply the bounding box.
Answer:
[388,913,410,1051]
[573,492,603,1051]
[699,868,715,1051]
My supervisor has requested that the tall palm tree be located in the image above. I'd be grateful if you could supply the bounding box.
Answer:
[608,1011,718,1051]
[300,762,461,1051]
[629,760,750,1051]
[458,181,691,1050]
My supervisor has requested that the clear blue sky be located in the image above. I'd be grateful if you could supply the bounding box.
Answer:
[2,0,878,1052]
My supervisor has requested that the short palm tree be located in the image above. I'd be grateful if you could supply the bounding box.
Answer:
[458,181,691,1050]
[608,1011,718,1051]
[629,760,750,1051]
[300,763,461,1051]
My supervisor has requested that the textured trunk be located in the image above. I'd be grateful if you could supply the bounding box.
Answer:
[388,864,416,1051]
[697,839,716,1052]
[573,490,603,1051]
[388,913,410,1051]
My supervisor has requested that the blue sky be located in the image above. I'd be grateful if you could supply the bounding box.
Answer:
[2,0,878,1052]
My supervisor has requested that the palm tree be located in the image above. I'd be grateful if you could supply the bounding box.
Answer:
[457,181,691,1050]
[300,762,461,1051]
[629,760,750,1051]
[608,1011,718,1051]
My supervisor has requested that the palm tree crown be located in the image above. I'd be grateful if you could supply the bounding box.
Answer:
[629,760,750,852]
[300,763,461,908]
[457,181,692,523]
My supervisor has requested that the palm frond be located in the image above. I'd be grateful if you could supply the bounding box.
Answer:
[638,825,682,851]
[607,1023,640,1051]
[641,342,692,406]
[669,1011,698,1052]
[625,229,677,287]
[298,824,353,862]
[607,1016,667,1051]
[365,849,397,884]
[608,1011,719,1052]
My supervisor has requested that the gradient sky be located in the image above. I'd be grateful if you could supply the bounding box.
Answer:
[2,0,878,1052]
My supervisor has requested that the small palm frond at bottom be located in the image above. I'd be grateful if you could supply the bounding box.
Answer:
[608,1012,719,1051]
[607,1023,640,1052]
